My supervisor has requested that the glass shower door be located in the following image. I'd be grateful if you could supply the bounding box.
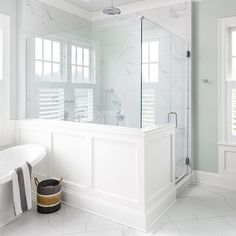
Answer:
[171,35,189,180]
[141,17,171,128]
[141,17,190,181]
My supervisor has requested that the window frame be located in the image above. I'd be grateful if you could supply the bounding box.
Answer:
[70,42,95,84]
[219,17,236,144]
[34,37,66,83]
[28,36,96,122]
[142,40,159,83]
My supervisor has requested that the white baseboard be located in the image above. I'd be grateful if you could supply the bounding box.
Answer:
[193,170,236,190]
[61,185,176,232]
[176,174,193,196]
[146,187,176,231]
[61,188,146,232]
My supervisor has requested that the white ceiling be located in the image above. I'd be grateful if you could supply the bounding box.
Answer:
[65,0,145,12]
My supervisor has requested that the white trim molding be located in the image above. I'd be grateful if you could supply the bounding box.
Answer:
[193,170,236,190]
[38,0,193,22]
[15,119,176,232]
[218,17,236,181]
[218,16,236,144]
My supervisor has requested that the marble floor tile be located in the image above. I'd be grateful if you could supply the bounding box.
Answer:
[222,215,236,230]
[1,184,236,236]
[175,217,236,236]
[4,209,63,236]
[63,206,91,235]
[86,215,121,232]
[166,196,206,222]
[63,229,123,236]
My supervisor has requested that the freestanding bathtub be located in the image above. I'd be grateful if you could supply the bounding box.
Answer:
[0,144,47,228]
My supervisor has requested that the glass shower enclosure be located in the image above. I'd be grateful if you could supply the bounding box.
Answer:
[26,16,190,181]
[141,17,190,180]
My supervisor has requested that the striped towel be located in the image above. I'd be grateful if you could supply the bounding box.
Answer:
[10,162,32,216]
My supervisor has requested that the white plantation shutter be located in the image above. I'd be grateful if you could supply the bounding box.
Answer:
[231,30,236,138]
[232,88,236,135]
[38,89,64,120]
[142,89,155,128]
[74,89,93,122]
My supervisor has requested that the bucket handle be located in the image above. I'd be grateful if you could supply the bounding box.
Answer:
[34,177,40,187]
[59,177,63,186]
[34,177,63,186]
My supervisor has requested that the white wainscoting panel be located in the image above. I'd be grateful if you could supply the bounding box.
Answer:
[93,138,138,201]
[219,144,236,178]
[53,133,90,188]
[15,120,175,232]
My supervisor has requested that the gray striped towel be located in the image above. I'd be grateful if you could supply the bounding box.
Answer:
[11,162,32,216]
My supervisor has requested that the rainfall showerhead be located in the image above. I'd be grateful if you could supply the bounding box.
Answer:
[103,0,121,15]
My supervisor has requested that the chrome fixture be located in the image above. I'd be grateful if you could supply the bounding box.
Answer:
[168,112,178,128]
[64,111,69,121]
[116,111,125,122]
[104,88,115,124]
[202,79,209,83]
[113,100,124,125]
[103,0,121,15]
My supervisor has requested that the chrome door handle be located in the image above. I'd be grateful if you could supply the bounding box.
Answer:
[168,112,178,128]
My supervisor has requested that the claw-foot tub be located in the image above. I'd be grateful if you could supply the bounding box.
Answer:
[0,144,47,228]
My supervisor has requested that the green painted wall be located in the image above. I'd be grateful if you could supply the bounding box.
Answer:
[193,0,236,172]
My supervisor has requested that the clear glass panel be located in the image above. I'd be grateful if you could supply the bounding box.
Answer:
[84,67,89,82]
[142,17,171,126]
[53,63,60,79]
[72,46,76,64]
[44,39,52,61]
[77,47,83,65]
[141,17,189,181]
[171,34,188,180]
[150,63,159,82]
[142,64,149,82]
[150,41,159,62]
[142,42,149,63]
[35,38,42,60]
[44,62,51,78]
[72,65,76,81]
[27,18,141,128]
[35,61,43,78]
[77,66,83,82]
[84,48,89,66]
[53,42,60,62]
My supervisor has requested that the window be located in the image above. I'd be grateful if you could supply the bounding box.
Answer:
[29,37,96,122]
[230,30,236,80]
[219,17,236,143]
[71,45,94,84]
[38,89,64,120]
[74,89,93,122]
[0,14,10,146]
[230,29,236,137]
[142,89,155,128]
[142,41,159,83]
[34,37,65,82]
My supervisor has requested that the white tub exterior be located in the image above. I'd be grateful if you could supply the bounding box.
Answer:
[0,144,47,228]
[15,120,176,232]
